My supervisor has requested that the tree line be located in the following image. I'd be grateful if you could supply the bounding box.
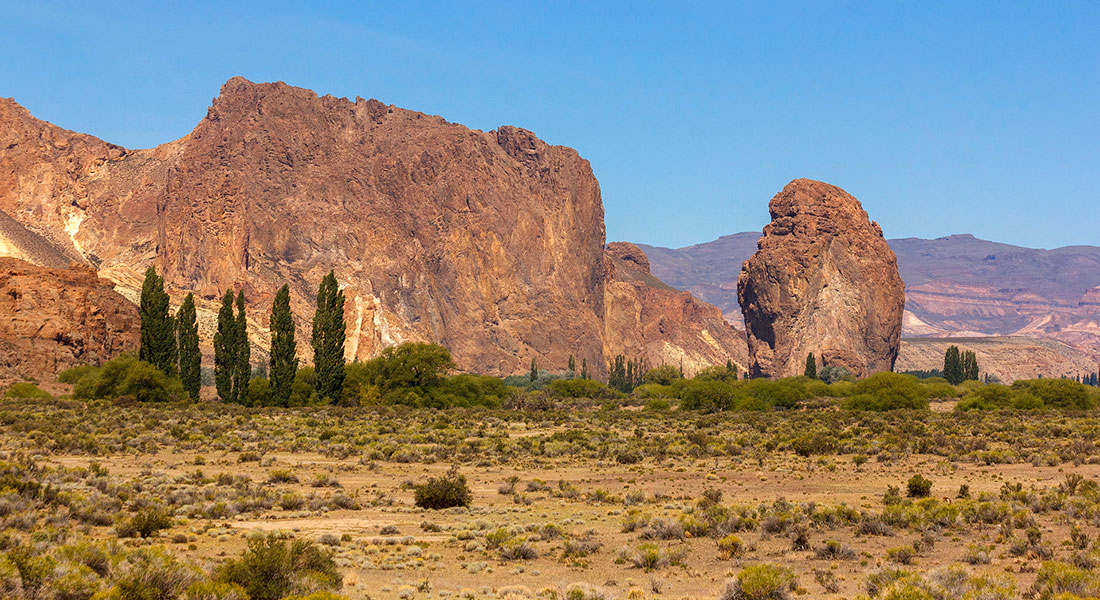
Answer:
[138,267,347,403]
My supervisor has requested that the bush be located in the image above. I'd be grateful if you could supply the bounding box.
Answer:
[1030,561,1100,600]
[842,373,929,411]
[73,354,185,402]
[58,364,97,384]
[717,534,745,560]
[676,379,735,412]
[248,377,273,407]
[907,474,933,498]
[642,365,682,386]
[414,467,472,509]
[216,535,341,600]
[694,364,739,384]
[118,505,174,538]
[818,365,853,384]
[549,378,617,399]
[3,382,50,400]
[790,431,838,457]
[721,564,797,600]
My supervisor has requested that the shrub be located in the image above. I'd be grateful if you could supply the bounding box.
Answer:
[815,540,856,560]
[1029,561,1100,600]
[549,378,617,399]
[216,535,341,600]
[907,474,933,498]
[842,373,929,411]
[73,354,185,402]
[694,364,740,384]
[58,364,97,384]
[642,365,682,386]
[790,431,837,457]
[3,382,50,400]
[886,545,916,565]
[118,505,174,538]
[248,377,273,407]
[721,564,797,600]
[107,548,201,599]
[676,379,734,412]
[414,467,472,509]
[818,365,853,384]
[717,534,745,560]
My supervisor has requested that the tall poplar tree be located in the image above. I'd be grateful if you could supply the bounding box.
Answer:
[214,289,236,402]
[943,345,964,385]
[176,293,201,401]
[312,271,346,402]
[804,352,817,379]
[269,284,298,407]
[234,290,250,404]
[139,267,176,375]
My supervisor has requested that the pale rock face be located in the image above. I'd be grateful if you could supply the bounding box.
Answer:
[737,179,905,378]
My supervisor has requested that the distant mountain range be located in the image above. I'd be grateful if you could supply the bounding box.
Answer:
[639,233,1100,363]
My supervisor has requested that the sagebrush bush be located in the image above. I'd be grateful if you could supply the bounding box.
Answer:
[216,535,341,600]
[3,382,50,400]
[414,467,472,509]
[721,563,797,600]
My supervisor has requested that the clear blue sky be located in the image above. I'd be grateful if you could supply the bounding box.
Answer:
[3,1,1097,250]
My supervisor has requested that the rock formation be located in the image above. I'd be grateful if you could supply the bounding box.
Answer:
[0,78,744,377]
[603,242,748,375]
[0,257,138,379]
[737,179,905,378]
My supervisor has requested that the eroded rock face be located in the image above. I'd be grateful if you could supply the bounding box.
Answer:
[737,179,904,378]
[604,242,749,375]
[0,257,138,379]
[0,78,610,375]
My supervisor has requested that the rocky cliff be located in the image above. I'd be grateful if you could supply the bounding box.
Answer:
[0,78,745,377]
[603,242,748,375]
[0,257,138,379]
[737,179,905,378]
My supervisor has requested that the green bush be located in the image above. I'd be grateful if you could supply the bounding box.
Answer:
[3,382,50,400]
[676,379,734,412]
[842,373,929,411]
[423,374,508,408]
[642,364,682,386]
[73,354,185,402]
[58,364,97,384]
[216,535,341,600]
[694,364,739,384]
[1030,561,1100,600]
[118,505,174,538]
[906,474,933,498]
[414,467,472,509]
[818,365,854,384]
[957,379,1100,411]
[548,378,616,399]
[722,563,797,600]
[247,377,272,407]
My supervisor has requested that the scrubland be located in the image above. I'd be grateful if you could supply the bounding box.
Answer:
[3,371,1100,600]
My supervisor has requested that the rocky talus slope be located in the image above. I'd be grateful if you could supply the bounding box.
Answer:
[737,179,905,378]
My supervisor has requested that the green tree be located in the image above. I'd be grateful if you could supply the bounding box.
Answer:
[567,354,576,375]
[269,284,298,407]
[176,293,201,401]
[529,358,538,382]
[311,271,346,402]
[962,350,979,381]
[214,289,236,402]
[233,290,250,404]
[581,357,588,380]
[138,267,176,375]
[943,345,964,385]
[804,352,817,379]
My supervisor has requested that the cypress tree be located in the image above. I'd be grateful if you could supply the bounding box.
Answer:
[176,293,201,401]
[529,358,538,382]
[568,354,576,375]
[214,289,236,402]
[234,290,250,404]
[962,350,979,381]
[943,345,963,385]
[269,284,298,407]
[581,358,588,380]
[139,267,176,374]
[804,352,817,379]
[312,270,346,402]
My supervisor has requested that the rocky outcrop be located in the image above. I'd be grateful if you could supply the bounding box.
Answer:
[603,242,748,375]
[737,179,905,378]
[0,257,138,379]
[2,78,754,376]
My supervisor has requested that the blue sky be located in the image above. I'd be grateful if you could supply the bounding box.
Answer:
[3,1,1097,249]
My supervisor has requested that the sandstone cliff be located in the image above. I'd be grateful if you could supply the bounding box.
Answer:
[603,242,748,375]
[0,78,744,377]
[0,257,138,379]
[737,179,905,378]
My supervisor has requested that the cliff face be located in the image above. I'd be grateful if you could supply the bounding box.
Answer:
[0,257,138,379]
[603,242,748,375]
[737,179,905,378]
[1,78,748,377]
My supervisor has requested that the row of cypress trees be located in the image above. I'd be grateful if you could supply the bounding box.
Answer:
[943,345,979,385]
[138,267,347,404]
